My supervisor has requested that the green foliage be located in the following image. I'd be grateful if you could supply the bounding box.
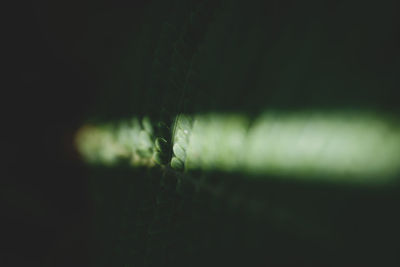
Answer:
[171,156,184,171]
[81,0,400,266]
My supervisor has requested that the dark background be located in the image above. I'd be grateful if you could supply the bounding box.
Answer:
[3,0,400,266]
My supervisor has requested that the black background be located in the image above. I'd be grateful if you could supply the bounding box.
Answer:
[3,0,400,266]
